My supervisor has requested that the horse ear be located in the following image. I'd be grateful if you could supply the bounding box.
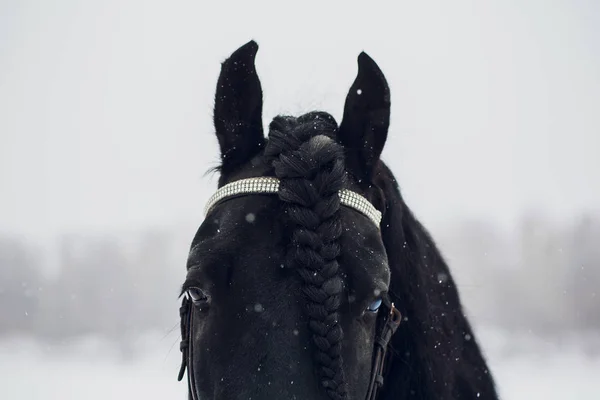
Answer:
[338,52,390,182]
[213,40,264,173]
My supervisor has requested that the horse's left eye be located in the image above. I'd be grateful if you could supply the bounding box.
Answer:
[187,287,209,306]
[367,298,382,312]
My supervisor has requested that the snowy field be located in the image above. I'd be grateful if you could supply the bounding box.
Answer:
[1,328,599,400]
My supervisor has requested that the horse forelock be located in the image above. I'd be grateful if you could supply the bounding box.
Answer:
[263,111,349,400]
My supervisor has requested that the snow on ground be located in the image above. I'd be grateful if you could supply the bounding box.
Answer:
[0,329,598,399]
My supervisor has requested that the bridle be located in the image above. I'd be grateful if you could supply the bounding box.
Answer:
[178,177,403,400]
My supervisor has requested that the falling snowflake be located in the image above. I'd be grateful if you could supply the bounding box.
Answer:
[437,273,448,284]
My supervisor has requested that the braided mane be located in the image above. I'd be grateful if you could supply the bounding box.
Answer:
[264,111,349,400]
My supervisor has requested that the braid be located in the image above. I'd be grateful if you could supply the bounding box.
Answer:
[264,112,348,400]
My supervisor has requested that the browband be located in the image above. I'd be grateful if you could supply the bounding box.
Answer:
[204,177,382,228]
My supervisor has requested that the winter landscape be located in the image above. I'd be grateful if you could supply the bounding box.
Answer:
[1,217,599,399]
[2,0,599,398]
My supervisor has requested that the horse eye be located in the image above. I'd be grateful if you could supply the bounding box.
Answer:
[187,287,209,305]
[366,298,382,312]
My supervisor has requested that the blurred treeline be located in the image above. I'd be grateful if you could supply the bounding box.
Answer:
[0,228,185,345]
[438,211,600,337]
[1,212,599,346]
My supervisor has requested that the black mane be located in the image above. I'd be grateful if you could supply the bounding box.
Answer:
[376,162,497,399]
[265,112,350,399]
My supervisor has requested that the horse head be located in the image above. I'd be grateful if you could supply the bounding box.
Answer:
[178,41,498,400]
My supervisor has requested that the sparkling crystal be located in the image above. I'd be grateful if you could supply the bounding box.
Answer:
[204,177,381,228]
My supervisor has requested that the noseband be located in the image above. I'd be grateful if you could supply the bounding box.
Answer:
[178,177,402,400]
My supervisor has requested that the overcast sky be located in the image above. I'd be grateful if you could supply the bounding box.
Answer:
[1,0,598,240]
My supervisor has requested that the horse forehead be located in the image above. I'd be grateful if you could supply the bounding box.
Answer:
[216,196,279,232]
[207,193,383,249]
[190,196,282,260]
[338,209,389,277]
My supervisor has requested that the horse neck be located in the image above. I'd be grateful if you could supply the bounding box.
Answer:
[378,178,497,399]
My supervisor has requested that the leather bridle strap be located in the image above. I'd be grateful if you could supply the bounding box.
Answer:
[178,296,198,400]
[364,301,402,400]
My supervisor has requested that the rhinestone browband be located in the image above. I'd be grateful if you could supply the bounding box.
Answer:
[204,177,382,228]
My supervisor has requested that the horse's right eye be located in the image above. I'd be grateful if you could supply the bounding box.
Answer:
[187,287,209,306]
[366,298,383,312]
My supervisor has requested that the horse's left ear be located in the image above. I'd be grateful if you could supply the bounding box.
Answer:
[338,52,390,182]
[213,40,265,174]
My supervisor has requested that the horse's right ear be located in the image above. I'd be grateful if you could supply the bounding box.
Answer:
[213,40,264,174]
[338,52,390,183]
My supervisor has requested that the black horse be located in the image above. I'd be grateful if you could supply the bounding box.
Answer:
[178,41,499,400]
